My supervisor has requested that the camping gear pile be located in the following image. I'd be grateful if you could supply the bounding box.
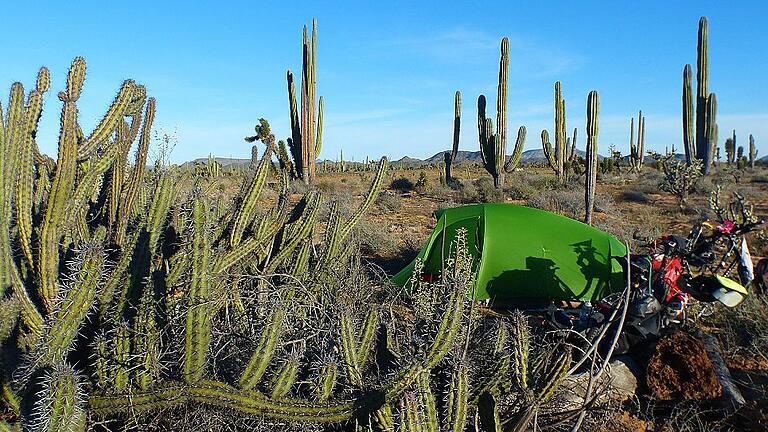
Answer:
[395,202,764,352]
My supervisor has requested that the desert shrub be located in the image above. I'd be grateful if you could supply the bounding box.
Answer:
[691,175,716,195]
[527,189,615,220]
[414,171,428,193]
[620,190,649,203]
[475,177,505,203]
[389,176,415,192]
[355,219,399,255]
[375,190,403,213]
[504,181,537,200]
[317,178,341,194]
[703,296,768,359]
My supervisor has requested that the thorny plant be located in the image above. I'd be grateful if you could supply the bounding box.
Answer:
[0,59,624,432]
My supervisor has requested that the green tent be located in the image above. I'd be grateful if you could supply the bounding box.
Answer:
[392,204,627,304]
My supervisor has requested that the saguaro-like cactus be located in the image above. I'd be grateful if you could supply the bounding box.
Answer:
[683,17,717,173]
[584,91,599,225]
[478,37,526,188]
[445,90,461,183]
[629,110,646,170]
[287,18,324,184]
[749,134,757,169]
[541,81,577,182]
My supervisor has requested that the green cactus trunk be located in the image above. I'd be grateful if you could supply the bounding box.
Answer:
[585,91,599,225]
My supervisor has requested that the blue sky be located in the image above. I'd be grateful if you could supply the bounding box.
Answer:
[1,1,766,163]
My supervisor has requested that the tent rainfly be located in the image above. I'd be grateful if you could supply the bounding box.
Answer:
[392,204,627,304]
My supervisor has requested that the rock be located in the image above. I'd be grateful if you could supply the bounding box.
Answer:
[559,358,639,409]
[646,331,722,400]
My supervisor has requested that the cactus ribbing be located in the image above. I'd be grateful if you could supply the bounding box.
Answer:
[584,91,599,225]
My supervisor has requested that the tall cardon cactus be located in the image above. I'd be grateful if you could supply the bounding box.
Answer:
[478,37,526,189]
[683,16,717,174]
[584,91,599,225]
[629,110,646,170]
[286,18,324,184]
[541,81,577,182]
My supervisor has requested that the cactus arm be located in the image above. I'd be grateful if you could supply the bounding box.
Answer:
[569,127,578,162]
[445,366,469,432]
[315,96,324,158]
[39,244,104,366]
[3,84,25,226]
[230,140,275,246]
[336,157,388,242]
[15,89,45,268]
[183,195,212,382]
[270,359,300,399]
[477,95,488,166]
[495,38,509,186]
[37,89,79,311]
[417,372,439,432]
[77,80,135,160]
[452,90,461,160]
[355,308,379,369]
[33,364,86,432]
[287,71,304,178]
[504,126,526,172]
[239,309,284,390]
[339,311,362,386]
[114,97,155,245]
[541,130,557,173]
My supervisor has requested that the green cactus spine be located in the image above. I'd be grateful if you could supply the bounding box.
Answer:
[445,365,468,432]
[749,134,757,169]
[183,195,212,382]
[694,17,713,174]
[584,91,599,225]
[37,68,80,311]
[31,363,86,432]
[114,97,155,245]
[314,361,338,402]
[230,130,274,246]
[270,358,300,399]
[417,372,438,432]
[38,244,104,365]
[239,308,285,390]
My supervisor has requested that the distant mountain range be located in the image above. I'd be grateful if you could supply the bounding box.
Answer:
[186,149,752,169]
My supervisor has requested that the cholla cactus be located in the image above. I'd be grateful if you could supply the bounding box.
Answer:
[656,153,703,208]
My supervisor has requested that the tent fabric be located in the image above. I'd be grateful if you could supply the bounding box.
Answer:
[392,204,627,303]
